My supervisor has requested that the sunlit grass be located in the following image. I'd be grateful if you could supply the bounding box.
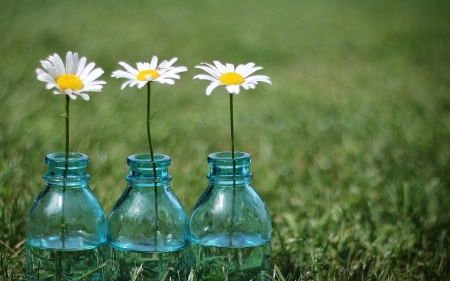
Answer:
[1,0,450,280]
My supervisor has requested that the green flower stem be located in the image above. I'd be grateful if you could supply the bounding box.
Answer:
[61,94,70,250]
[229,93,237,247]
[147,82,155,162]
[146,82,159,251]
[65,95,70,175]
[230,94,235,159]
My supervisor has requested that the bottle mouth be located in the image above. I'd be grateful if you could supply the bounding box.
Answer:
[128,153,170,161]
[208,151,251,165]
[127,153,171,169]
[207,151,252,180]
[44,153,90,183]
[45,152,89,168]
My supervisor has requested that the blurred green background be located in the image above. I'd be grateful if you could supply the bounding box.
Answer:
[1,0,450,279]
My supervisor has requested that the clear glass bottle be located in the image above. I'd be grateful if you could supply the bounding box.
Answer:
[108,154,190,281]
[189,151,272,281]
[26,152,108,281]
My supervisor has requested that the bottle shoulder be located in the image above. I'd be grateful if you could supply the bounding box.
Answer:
[190,184,271,224]
[28,185,106,219]
[109,186,187,220]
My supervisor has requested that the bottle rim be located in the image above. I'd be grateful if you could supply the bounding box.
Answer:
[208,151,251,163]
[45,152,89,167]
[127,153,171,167]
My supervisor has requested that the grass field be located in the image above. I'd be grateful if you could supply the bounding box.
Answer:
[1,0,450,280]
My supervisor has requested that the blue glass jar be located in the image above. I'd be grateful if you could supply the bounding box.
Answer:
[26,152,108,281]
[189,151,272,281]
[108,154,190,281]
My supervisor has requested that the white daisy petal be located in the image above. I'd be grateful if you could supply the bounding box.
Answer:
[193,74,217,82]
[167,66,188,74]
[83,68,105,85]
[234,64,247,74]
[235,85,241,94]
[163,70,182,76]
[121,80,134,90]
[46,83,57,90]
[118,62,139,76]
[206,81,222,95]
[112,70,136,80]
[66,52,73,74]
[87,80,107,86]
[37,76,55,87]
[242,62,256,71]
[149,56,158,69]
[36,68,47,75]
[158,60,169,68]
[47,58,59,76]
[226,63,235,72]
[38,76,56,87]
[78,93,90,101]
[135,81,146,88]
[159,58,177,69]
[50,54,66,76]
[245,75,271,84]
[137,81,148,89]
[213,61,228,74]
[237,63,256,76]
[72,53,79,74]
[162,73,181,80]
[241,66,263,78]
[76,57,87,76]
[37,72,56,84]
[78,62,96,80]
[41,61,58,78]
[136,62,146,72]
[195,65,221,78]
[199,62,222,77]
[225,85,235,94]
[161,57,177,68]
[82,85,103,92]
[159,78,175,85]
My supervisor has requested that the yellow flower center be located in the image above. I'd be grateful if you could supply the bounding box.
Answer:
[56,74,83,92]
[137,70,160,81]
[219,72,245,86]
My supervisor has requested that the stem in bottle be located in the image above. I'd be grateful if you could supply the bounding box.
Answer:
[146,82,159,250]
[229,93,237,247]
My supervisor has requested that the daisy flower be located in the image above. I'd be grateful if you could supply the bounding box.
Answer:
[111,56,188,89]
[111,55,187,165]
[36,51,106,100]
[193,61,271,95]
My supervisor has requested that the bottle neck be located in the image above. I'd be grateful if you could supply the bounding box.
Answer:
[44,152,90,186]
[207,151,252,183]
[126,154,172,186]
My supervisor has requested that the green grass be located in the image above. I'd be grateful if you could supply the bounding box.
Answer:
[1,0,450,280]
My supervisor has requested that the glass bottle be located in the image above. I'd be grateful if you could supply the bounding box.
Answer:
[108,154,190,281]
[26,152,108,281]
[189,151,272,281]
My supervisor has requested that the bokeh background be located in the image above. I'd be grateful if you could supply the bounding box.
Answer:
[1,0,449,279]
